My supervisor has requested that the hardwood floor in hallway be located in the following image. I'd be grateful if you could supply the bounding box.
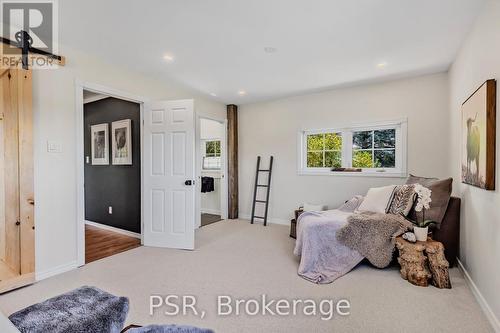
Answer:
[85,224,141,264]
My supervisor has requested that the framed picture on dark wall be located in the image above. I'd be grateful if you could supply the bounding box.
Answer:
[112,119,132,165]
[91,123,109,165]
[461,79,496,190]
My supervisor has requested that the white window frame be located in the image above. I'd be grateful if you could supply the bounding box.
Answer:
[297,119,407,177]
[202,139,222,170]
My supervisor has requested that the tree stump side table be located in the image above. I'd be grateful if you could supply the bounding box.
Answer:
[395,237,451,289]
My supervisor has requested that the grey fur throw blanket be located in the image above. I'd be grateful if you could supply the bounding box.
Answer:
[337,212,414,268]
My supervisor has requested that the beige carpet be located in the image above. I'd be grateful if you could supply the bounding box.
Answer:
[0,220,492,332]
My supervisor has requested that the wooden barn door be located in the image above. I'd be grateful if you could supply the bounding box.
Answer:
[0,68,35,293]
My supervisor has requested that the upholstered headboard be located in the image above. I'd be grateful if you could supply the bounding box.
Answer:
[433,197,461,267]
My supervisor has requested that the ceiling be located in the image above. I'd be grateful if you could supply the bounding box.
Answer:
[60,0,485,104]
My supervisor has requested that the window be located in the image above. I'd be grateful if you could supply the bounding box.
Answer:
[306,133,342,168]
[299,120,407,176]
[202,140,221,170]
[205,140,221,157]
[352,129,396,168]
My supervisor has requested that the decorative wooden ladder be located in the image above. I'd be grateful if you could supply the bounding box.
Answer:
[250,156,274,226]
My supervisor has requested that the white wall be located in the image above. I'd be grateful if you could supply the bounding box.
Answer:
[33,45,225,276]
[200,119,224,215]
[238,73,449,224]
[448,0,500,328]
[200,118,224,140]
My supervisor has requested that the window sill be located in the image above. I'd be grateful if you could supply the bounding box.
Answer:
[297,169,407,178]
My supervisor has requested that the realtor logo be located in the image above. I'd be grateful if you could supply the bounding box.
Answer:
[1,0,58,68]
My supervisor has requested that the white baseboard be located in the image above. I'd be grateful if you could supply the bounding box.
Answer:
[36,261,78,281]
[239,214,289,226]
[85,220,141,239]
[457,259,500,332]
[201,209,221,215]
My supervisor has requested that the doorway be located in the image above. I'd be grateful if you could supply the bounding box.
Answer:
[83,90,141,263]
[196,117,228,228]
[82,90,142,263]
[76,83,146,266]
[79,88,218,253]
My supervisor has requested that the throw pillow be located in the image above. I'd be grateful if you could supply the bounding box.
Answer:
[405,174,453,228]
[388,184,416,216]
[338,195,365,212]
[303,203,325,212]
[356,185,397,214]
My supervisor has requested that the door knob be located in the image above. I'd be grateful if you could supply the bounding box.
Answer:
[185,180,193,186]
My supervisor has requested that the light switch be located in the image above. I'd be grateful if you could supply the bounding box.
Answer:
[47,141,62,153]
[108,206,113,214]
[86,156,90,164]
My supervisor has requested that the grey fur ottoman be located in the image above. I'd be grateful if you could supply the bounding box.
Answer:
[123,325,214,333]
[9,286,129,333]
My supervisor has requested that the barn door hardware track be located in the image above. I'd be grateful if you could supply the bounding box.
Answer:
[1,31,64,69]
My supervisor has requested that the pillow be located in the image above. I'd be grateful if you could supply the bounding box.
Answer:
[303,203,325,212]
[338,195,364,212]
[405,174,453,228]
[356,185,396,214]
[388,184,416,216]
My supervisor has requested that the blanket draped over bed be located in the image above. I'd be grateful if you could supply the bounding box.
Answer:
[293,210,364,284]
[294,210,413,284]
[337,212,414,268]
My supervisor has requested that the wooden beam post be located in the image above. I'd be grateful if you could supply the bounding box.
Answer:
[227,104,239,219]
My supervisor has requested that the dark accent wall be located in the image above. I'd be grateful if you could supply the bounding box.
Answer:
[84,97,141,233]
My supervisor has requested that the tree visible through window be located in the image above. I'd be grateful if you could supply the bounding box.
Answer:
[352,129,395,168]
[205,140,221,157]
[203,140,221,169]
[306,133,342,168]
[300,121,405,174]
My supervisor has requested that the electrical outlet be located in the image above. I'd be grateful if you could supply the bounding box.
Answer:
[108,206,113,214]
[86,156,90,164]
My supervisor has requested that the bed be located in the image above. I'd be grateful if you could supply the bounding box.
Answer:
[294,196,460,284]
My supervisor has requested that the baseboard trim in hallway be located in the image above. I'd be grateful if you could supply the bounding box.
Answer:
[85,221,141,239]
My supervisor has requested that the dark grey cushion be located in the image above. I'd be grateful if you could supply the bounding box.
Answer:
[405,174,453,228]
[9,286,129,333]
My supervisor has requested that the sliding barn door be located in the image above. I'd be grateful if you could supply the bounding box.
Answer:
[1,69,20,275]
[0,69,34,293]
[143,100,195,249]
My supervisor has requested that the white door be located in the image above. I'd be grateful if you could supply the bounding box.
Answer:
[143,99,195,249]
